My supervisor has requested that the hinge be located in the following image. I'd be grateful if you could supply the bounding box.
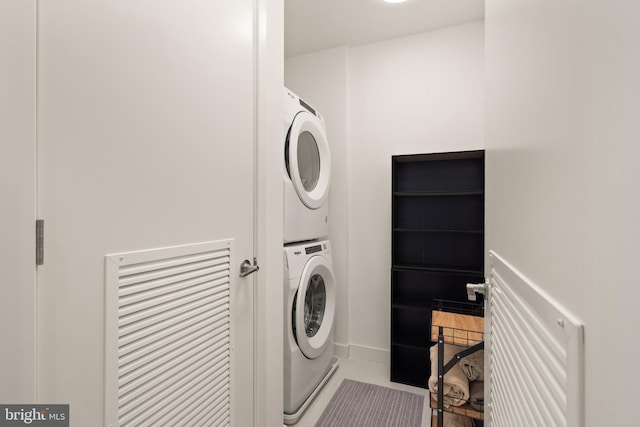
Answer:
[36,219,44,266]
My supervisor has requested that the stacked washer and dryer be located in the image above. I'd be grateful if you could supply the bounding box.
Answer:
[283,88,339,425]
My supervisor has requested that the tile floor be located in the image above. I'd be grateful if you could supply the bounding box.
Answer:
[286,357,431,427]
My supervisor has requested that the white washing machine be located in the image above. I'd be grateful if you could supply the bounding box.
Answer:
[283,240,339,424]
[284,88,332,244]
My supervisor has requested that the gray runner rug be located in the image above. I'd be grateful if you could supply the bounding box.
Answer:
[315,379,424,427]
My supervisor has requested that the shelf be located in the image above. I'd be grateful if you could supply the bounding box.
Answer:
[393,152,484,194]
[392,266,484,276]
[391,369,428,389]
[392,150,484,163]
[392,265,483,275]
[392,277,484,307]
[390,340,429,351]
[394,194,483,231]
[392,309,430,348]
[392,301,432,312]
[390,344,429,389]
[393,231,483,273]
[391,151,484,391]
[394,191,483,197]
[393,228,483,234]
[392,270,484,314]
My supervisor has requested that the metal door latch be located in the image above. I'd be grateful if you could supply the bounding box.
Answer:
[240,258,259,277]
[466,282,487,301]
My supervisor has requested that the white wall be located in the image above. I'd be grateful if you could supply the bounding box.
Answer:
[285,46,350,354]
[349,21,484,360]
[485,1,640,425]
[286,21,484,361]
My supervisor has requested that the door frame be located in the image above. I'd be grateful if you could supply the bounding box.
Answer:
[254,0,284,424]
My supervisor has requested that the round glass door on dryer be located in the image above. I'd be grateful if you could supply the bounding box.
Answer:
[284,88,331,244]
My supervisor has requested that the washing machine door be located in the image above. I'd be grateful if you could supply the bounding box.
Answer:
[293,255,336,359]
[285,111,331,210]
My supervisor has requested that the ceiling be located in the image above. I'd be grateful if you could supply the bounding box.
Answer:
[285,0,484,58]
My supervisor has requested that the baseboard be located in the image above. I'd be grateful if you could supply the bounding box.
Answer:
[349,344,389,365]
[333,342,350,359]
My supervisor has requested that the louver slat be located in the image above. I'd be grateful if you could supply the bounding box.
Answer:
[105,240,234,427]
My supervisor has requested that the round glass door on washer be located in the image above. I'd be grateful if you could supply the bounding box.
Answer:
[283,88,332,244]
[293,257,335,359]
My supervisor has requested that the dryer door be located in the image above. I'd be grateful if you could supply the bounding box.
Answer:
[285,111,331,210]
[293,255,336,359]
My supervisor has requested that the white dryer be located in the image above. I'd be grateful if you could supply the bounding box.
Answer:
[283,240,339,424]
[284,88,332,244]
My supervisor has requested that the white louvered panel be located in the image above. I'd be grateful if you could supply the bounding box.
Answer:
[105,240,234,427]
[486,252,584,427]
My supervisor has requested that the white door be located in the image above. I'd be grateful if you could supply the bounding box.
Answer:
[0,0,36,404]
[36,1,256,425]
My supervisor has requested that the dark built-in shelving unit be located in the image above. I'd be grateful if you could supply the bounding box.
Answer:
[390,150,485,388]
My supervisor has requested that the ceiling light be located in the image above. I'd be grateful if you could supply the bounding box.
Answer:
[382,0,409,3]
